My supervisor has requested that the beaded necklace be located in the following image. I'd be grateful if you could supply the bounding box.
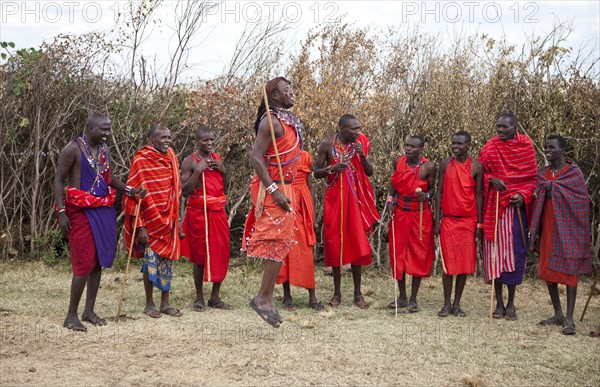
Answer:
[332,134,355,164]
[80,136,109,194]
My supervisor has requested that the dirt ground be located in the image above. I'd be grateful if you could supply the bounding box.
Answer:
[0,260,598,386]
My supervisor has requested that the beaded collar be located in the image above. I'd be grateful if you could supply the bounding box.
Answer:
[80,136,110,194]
[332,134,355,163]
[81,136,109,174]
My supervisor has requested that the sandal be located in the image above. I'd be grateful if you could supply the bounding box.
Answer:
[561,321,576,336]
[407,302,420,313]
[250,299,280,328]
[143,305,161,318]
[193,300,206,312]
[208,299,232,310]
[451,307,466,318]
[328,295,341,308]
[309,301,328,312]
[82,312,107,326]
[387,297,408,309]
[504,307,518,321]
[492,307,505,319]
[63,319,87,332]
[353,295,369,309]
[282,298,297,311]
[437,305,451,317]
[160,305,183,317]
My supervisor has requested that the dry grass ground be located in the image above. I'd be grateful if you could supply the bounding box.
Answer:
[1,259,598,386]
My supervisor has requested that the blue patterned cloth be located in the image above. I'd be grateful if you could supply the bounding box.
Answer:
[141,247,173,291]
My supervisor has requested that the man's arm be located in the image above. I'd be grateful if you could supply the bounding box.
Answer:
[473,160,484,240]
[434,158,449,235]
[181,155,204,197]
[418,161,436,202]
[250,114,290,211]
[313,138,333,179]
[53,143,78,235]
[307,170,318,230]
[108,149,146,198]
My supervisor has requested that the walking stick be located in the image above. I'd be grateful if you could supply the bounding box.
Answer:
[489,190,500,322]
[580,267,600,322]
[261,81,286,190]
[415,187,423,240]
[339,154,345,270]
[116,196,143,322]
[202,170,212,282]
[390,211,398,317]
[513,194,526,247]
[438,236,448,275]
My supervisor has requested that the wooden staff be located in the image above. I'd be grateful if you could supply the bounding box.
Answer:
[116,195,143,322]
[339,153,345,269]
[438,236,448,275]
[261,81,286,190]
[390,211,398,317]
[415,187,423,240]
[202,170,212,282]
[513,194,526,247]
[489,190,500,322]
[580,268,600,322]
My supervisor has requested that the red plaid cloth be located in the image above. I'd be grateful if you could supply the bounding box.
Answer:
[65,204,97,276]
[529,161,592,275]
[478,132,537,241]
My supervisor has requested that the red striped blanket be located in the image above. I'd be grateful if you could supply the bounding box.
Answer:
[478,132,537,241]
[123,146,181,261]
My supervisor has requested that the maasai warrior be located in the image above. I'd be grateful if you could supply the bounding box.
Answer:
[386,135,436,313]
[53,113,145,332]
[314,114,379,309]
[434,131,483,317]
[529,135,592,335]
[181,126,231,311]
[242,77,303,328]
[479,112,537,321]
[276,150,327,312]
[123,125,183,318]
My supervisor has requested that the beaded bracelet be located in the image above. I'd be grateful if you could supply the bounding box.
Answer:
[266,182,279,194]
[476,223,484,229]
[125,185,134,197]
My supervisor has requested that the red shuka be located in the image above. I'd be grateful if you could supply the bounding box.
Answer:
[181,152,230,283]
[123,146,181,261]
[478,132,537,241]
[388,155,434,278]
[242,111,303,262]
[323,133,379,267]
[440,157,477,275]
[277,151,317,289]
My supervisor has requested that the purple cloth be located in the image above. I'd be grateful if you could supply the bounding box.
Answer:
[497,206,527,286]
[80,149,117,268]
